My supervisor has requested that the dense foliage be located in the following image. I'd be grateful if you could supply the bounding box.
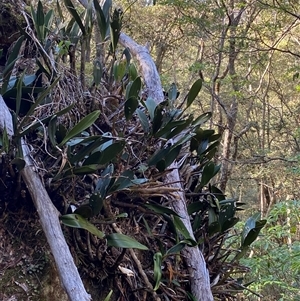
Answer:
[1,0,300,300]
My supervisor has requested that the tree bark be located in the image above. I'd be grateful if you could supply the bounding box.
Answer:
[0,95,91,301]
[118,33,213,301]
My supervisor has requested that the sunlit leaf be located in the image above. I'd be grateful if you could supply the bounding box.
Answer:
[136,108,150,133]
[153,252,162,290]
[103,290,113,301]
[106,233,148,250]
[59,110,100,146]
[173,216,196,244]
[64,0,86,35]
[128,63,138,81]
[241,213,266,247]
[192,112,212,126]
[60,214,105,238]
[144,97,157,121]
[114,59,127,82]
[168,82,178,102]
[186,79,202,108]
[144,203,181,217]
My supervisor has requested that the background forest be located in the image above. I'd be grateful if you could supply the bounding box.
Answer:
[0,0,300,300]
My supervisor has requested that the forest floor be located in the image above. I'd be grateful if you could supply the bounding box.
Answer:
[0,196,69,301]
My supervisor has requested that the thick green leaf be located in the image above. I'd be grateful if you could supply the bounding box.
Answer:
[148,146,171,166]
[128,63,138,81]
[136,108,150,133]
[74,204,93,218]
[102,0,112,22]
[56,0,64,21]
[144,203,181,217]
[110,8,122,53]
[211,186,226,202]
[64,0,86,35]
[93,165,114,202]
[186,79,202,108]
[208,208,220,235]
[153,252,162,291]
[108,170,134,192]
[60,214,105,238]
[173,216,196,244]
[166,242,186,255]
[165,117,193,140]
[1,36,24,94]
[36,59,51,79]
[241,213,266,247]
[114,59,127,82]
[36,1,45,40]
[126,76,142,100]
[187,201,206,215]
[199,141,220,159]
[219,201,237,232]
[93,59,102,86]
[106,233,148,250]
[45,9,54,34]
[197,139,209,155]
[186,292,198,301]
[59,110,100,146]
[72,165,99,175]
[48,115,58,147]
[168,82,178,102]
[152,105,164,134]
[93,0,111,40]
[155,119,189,138]
[103,290,113,301]
[125,97,138,120]
[164,145,182,168]
[156,160,166,172]
[200,162,216,187]
[144,97,157,121]
[83,140,125,165]
[15,73,25,117]
[222,217,239,233]
[89,193,104,216]
[69,136,109,164]
[209,133,222,143]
